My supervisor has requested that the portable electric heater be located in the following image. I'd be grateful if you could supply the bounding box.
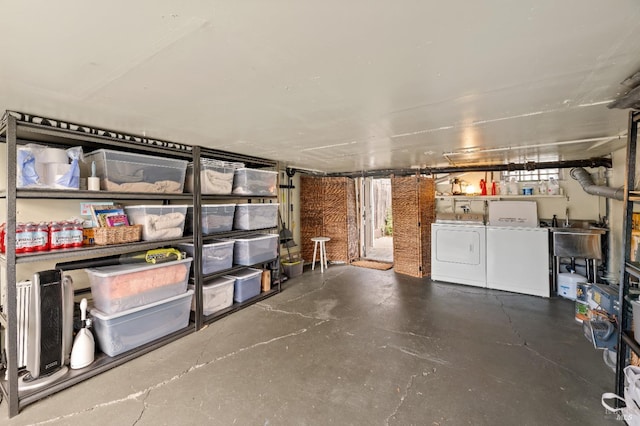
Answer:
[19,269,73,391]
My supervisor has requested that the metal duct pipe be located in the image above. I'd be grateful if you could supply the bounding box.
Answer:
[570,167,624,200]
[289,157,613,179]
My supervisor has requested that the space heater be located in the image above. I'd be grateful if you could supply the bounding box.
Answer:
[19,269,73,391]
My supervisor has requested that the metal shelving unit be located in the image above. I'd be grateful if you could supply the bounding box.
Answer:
[189,147,280,330]
[615,110,640,398]
[0,112,282,417]
[0,112,197,417]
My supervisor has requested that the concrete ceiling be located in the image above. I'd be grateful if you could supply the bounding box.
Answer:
[1,1,639,173]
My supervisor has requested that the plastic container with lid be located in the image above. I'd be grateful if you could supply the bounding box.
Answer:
[231,234,279,265]
[179,240,234,275]
[82,149,188,193]
[185,204,236,235]
[233,203,279,230]
[185,159,244,195]
[224,268,262,303]
[232,168,278,196]
[90,290,193,357]
[188,276,235,315]
[85,257,192,314]
[124,205,188,241]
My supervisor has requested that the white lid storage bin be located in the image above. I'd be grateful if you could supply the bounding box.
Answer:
[82,149,188,193]
[178,240,234,275]
[124,205,188,241]
[232,168,278,196]
[90,290,193,357]
[224,268,262,303]
[233,203,279,231]
[185,159,244,195]
[232,234,279,265]
[188,276,235,315]
[85,258,192,315]
[185,204,236,235]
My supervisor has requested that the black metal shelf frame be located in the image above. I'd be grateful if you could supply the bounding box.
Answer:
[202,287,280,325]
[0,325,193,411]
[0,111,281,417]
[615,110,640,399]
[188,147,281,331]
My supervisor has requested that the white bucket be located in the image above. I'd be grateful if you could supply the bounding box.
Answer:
[558,272,586,301]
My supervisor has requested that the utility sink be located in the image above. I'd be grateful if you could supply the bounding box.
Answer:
[550,225,607,235]
[551,223,606,259]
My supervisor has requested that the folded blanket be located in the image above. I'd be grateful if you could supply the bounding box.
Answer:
[142,212,185,240]
[104,179,183,193]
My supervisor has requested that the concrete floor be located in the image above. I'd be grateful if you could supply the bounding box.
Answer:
[365,236,393,263]
[1,265,620,425]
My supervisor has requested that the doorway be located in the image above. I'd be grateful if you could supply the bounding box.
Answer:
[360,177,393,262]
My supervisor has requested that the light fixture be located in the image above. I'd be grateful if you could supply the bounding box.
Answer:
[465,184,476,195]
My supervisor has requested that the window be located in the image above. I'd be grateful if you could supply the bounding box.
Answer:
[502,168,561,182]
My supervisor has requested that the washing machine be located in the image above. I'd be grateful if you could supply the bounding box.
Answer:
[431,222,487,287]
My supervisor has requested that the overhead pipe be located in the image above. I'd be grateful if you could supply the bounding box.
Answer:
[289,157,612,179]
[570,167,624,200]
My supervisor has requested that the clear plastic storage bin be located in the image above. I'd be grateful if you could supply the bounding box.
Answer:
[83,149,188,193]
[124,205,188,241]
[178,240,234,275]
[185,204,236,235]
[185,159,243,195]
[90,290,193,357]
[233,203,279,230]
[224,268,262,303]
[232,168,278,196]
[188,276,235,315]
[85,258,192,315]
[232,234,279,265]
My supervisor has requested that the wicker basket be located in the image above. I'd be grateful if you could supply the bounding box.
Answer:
[92,225,143,245]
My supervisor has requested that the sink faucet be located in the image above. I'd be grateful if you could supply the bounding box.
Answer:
[564,208,570,227]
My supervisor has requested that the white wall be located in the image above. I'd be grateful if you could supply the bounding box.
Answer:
[435,170,606,223]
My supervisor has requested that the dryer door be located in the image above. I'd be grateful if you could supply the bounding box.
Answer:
[434,227,481,265]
